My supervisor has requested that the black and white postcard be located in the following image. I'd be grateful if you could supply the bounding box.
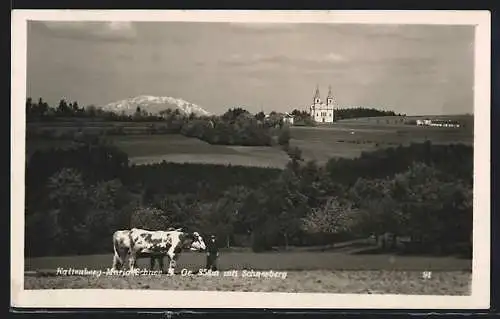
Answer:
[11,10,491,309]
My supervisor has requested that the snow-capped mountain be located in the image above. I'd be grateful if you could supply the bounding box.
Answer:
[102,95,211,116]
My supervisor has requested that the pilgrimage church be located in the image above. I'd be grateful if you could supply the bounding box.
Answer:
[309,85,337,123]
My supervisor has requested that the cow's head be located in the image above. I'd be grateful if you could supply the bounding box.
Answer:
[178,230,206,252]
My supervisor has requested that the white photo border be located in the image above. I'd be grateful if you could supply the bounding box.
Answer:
[11,9,491,309]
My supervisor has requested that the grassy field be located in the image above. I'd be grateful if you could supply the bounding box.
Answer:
[24,270,471,295]
[26,248,472,272]
[338,114,474,127]
[24,249,471,294]
[112,135,290,168]
[26,115,473,168]
[290,117,473,165]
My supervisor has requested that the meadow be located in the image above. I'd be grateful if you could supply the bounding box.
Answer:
[24,247,471,294]
[25,248,472,273]
[111,135,290,168]
[24,269,471,295]
[26,115,473,169]
[113,118,473,167]
[291,116,472,165]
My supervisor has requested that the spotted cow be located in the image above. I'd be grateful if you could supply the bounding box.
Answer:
[112,228,206,275]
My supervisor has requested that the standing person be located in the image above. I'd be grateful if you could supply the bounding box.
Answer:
[206,235,219,271]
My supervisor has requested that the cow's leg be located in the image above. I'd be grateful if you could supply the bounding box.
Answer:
[166,251,176,275]
[158,256,165,273]
[112,248,126,271]
[112,237,123,271]
[112,253,121,271]
[150,257,156,271]
[128,252,137,271]
[122,249,129,270]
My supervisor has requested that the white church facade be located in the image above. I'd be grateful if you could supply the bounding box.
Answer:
[309,85,336,123]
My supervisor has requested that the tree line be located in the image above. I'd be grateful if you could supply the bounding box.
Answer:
[27,98,402,146]
[27,98,400,123]
[334,107,402,120]
[25,133,473,257]
[26,97,165,122]
[27,99,293,147]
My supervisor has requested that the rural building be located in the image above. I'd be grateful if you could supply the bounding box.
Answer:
[416,119,432,126]
[309,85,336,123]
[416,118,460,128]
[262,112,294,126]
[282,112,294,125]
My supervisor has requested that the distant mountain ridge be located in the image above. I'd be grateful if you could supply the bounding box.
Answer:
[102,95,211,116]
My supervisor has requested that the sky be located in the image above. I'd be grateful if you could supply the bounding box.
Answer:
[26,21,475,116]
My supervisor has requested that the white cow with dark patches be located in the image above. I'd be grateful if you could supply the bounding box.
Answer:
[112,228,206,275]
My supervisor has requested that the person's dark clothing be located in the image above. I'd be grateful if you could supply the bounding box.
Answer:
[207,239,219,254]
[206,239,219,271]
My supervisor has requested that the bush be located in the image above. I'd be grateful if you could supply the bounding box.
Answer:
[130,207,170,230]
[278,127,291,146]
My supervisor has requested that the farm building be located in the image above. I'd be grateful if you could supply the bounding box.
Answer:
[416,119,460,128]
[309,85,337,123]
[282,113,294,125]
[262,112,294,126]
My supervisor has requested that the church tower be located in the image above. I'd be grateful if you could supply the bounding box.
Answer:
[313,85,321,105]
[326,85,334,106]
